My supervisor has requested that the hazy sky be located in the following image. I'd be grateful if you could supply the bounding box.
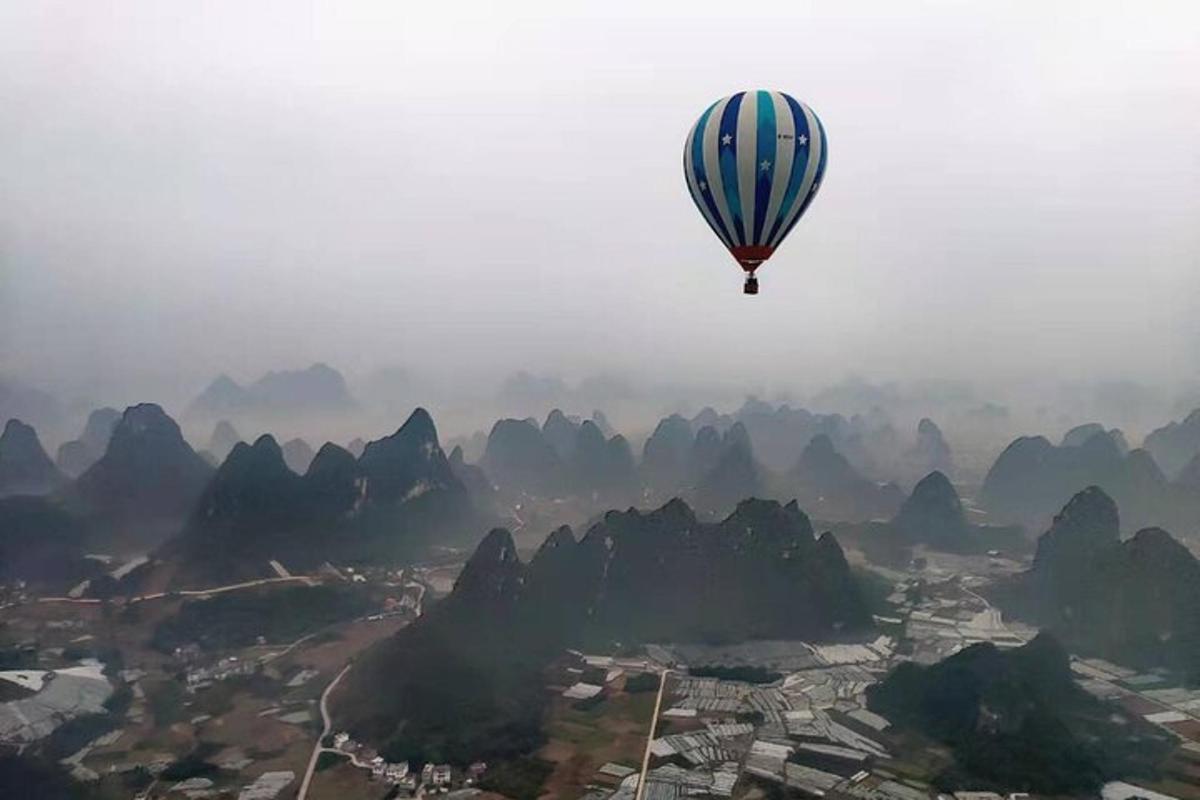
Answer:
[3,1,1199,405]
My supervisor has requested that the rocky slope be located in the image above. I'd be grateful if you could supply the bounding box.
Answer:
[334,497,870,763]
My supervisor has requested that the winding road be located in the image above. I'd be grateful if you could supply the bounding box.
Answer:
[297,662,353,800]
[37,574,316,606]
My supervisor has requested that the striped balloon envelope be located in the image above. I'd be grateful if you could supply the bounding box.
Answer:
[684,90,827,294]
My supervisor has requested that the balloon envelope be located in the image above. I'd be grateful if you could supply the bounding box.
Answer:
[684,90,827,273]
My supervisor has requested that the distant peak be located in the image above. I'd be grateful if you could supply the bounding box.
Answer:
[251,433,281,451]
[110,403,189,445]
[306,442,357,476]
[123,402,171,424]
[399,407,438,440]
[1,418,50,455]
[725,421,751,448]
[893,470,967,545]
[912,469,955,495]
[1058,485,1118,525]
[1127,526,1180,550]
[805,433,836,456]
[1032,485,1120,568]
[471,527,520,565]
[576,419,606,447]
[536,525,577,555]
[2,418,33,438]
[213,419,240,436]
[1061,422,1106,448]
[723,497,811,535]
[656,497,698,524]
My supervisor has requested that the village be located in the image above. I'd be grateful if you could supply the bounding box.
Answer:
[5,546,1200,800]
[321,729,489,792]
[0,555,449,800]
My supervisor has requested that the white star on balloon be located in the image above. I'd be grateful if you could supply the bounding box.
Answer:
[699,181,707,191]
[760,160,771,172]
[721,133,732,146]
[797,134,808,146]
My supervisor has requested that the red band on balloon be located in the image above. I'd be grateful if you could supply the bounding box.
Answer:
[730,245,774,271]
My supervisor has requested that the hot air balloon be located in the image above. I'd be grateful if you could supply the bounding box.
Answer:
[684,90,827,294]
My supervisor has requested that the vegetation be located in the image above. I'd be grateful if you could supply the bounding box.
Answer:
[151,584,372,652]
[689,664,781,683]
[103,681,132,714]
[160,756,219,782]
[190,681,237,717]
[0,681,34,702]
[145,679,187,727]
[316,751,347,772]
[0,645,37,670]
[580,666,608,684]
[850,565,896,615]
[0,755,79,800]
[572,692,607,711]
[478,757,555,800]
[41,713,119,761]
[624,672,660,693]
[867,634,1172,794]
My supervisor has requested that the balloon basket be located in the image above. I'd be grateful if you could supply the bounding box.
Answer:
[743,274,759,295]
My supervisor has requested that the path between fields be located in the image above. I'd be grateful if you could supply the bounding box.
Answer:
[634,668,669,800]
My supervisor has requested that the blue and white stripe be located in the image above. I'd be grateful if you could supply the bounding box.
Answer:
[684,90,827,256]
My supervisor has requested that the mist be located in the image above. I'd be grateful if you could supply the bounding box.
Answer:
[3,1,1199,438]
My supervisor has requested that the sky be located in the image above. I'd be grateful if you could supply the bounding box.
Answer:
[2,1,1199,409]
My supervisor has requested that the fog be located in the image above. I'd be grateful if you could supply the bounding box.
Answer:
[2,1,1199,435]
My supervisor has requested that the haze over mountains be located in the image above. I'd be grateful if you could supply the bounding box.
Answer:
[980,426,1200,534]
[188,363,356,421]
[3,375,1200,799]
[4,371,1200,582]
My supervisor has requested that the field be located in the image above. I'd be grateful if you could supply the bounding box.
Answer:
[537,676,658,800]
